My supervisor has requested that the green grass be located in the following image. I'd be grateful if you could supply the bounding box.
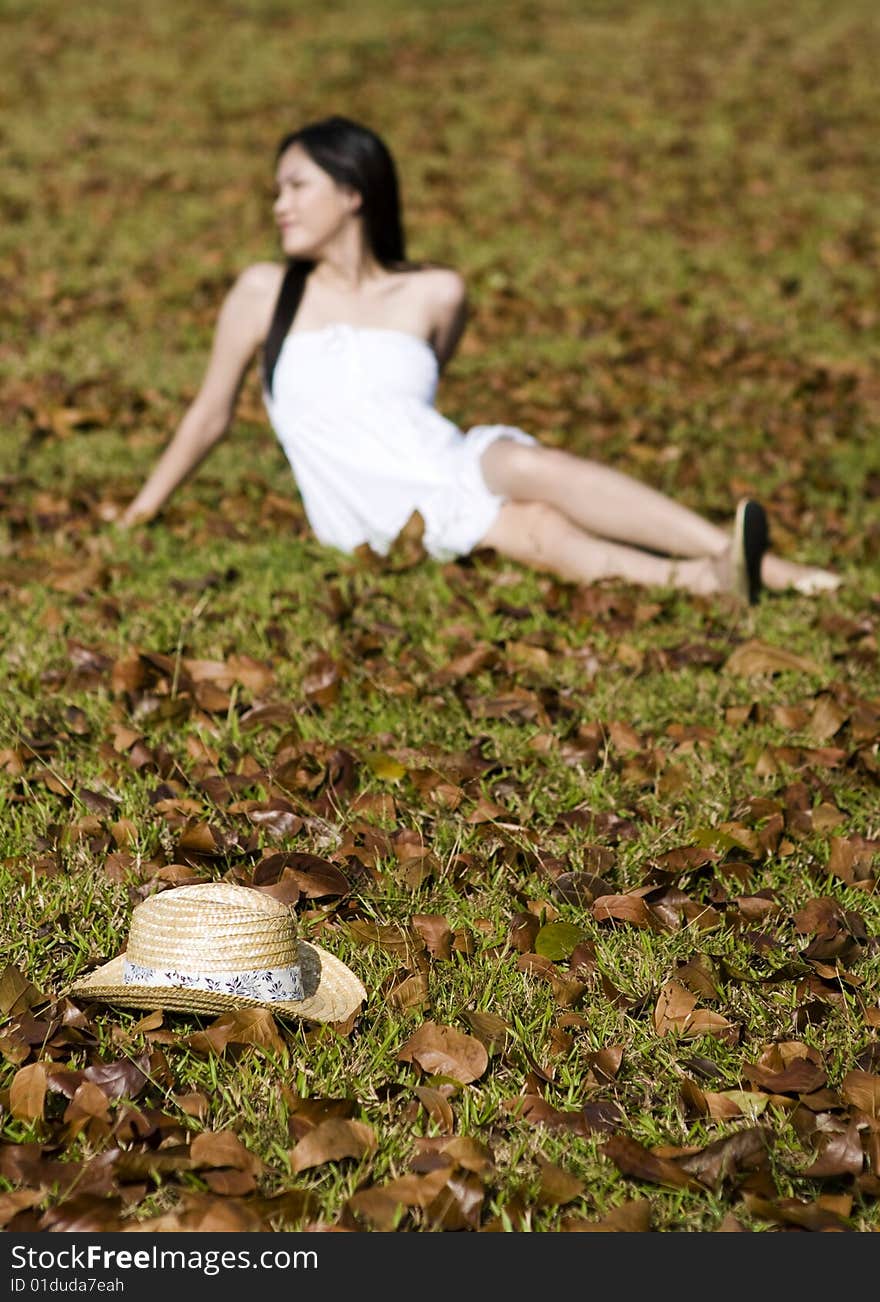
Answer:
[1,0,879,1234]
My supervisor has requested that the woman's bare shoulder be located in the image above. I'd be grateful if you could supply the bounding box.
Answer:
[231,260,287,301]
[406,263,467,308]
[399,265,467,344]
[219,262,286,344]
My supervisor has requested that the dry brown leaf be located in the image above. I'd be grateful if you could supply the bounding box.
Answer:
[725,639,824,678]
[290,1118,376,1172]
[121,1194,264,1233]
[38,1193,124,1233]
[740,1192,851,1232]
[190,1129,263,1175]
[592,893,657,928]
[536,1156,584,1205]
[744,1058,827,1095]
[430,1136,495,1173]
[0,965,47,1016]
[187,1008,286,1056]
[808,694,849,742]
[602,1135,707,1190]
[411,914,453,958]
[677,1126,770,1190]
[348,1169,450,1229]
[63,1081,111,1124]
[425,1169,485,1230]
[10,1062,47,1122]
[387,971,430,1011]
[682,1080,768,1120]
[562,1198,652,1232]
[413,1086,455,1134]
[654,980,734,1039]
[800,1122,864,1178]
[202,1169,257,1196]
[460,1010,511,1055]
[347,919,424,962]
[0,1188,44,1227]
[840,1070,880,1118]
[398,1021,489,1084]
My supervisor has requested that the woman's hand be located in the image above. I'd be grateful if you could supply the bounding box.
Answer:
[118,502,156,528]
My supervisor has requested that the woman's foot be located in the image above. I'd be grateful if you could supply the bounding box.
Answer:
[761,553,842,595]
[686,499,768,602]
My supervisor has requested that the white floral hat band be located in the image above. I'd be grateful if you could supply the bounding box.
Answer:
[122,959,305,1002]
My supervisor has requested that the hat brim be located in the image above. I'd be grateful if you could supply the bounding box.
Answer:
[67,940,366,1024]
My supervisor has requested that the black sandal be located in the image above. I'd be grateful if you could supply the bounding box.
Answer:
[733,498,769,605]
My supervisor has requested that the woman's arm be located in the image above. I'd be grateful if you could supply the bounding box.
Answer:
[428,269,468,372]
[121,262,282,525]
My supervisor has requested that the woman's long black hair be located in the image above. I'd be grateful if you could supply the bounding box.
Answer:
[262,115,410,396]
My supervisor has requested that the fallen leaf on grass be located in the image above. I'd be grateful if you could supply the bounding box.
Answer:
[681,1080,769,1121]
[425,1169,485,1230]
[534,921,589,960]
[676,1126,770,1190]
[121,1193,264,1233]
[348,1168,451,1230]
[412,1087,454,1134]
[289,1118,376,1172]
[460,1010,511,1056]
[725,640,824,678]
[254,852,351,898]
[562,1199,652,1232]
[10,1063,47,1122]
[0,1189,44,1227]
[743,1058,827,1095]
[387,971,430,1011]
[799,1121,863,1178]
[741,1192,852,1232]
[536,1156,584,1206]
[185,1008,286,1056]
[398,1022,489,1084]
[553,871,615,906]
[506,1095,623,1135]
[302,653,346,708]
[202,1169,258,1196]
[508,911,540,952]
[190,1129,264,1176]
[654,980,735,1040]
[413,1136,495,1174]
[0,965,48,1016]
[601,1135,707,1191]
[347,919,425,964]
[808,694,849,742]
[411,914,453,958]
[63,1081,111,1135]
[248,1190,317,1228]
[840,1070,880,1118]
[592,893,659,929]
[38,1193,125,1233]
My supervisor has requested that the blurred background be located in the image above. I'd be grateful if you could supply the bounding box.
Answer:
[1,0,878,561]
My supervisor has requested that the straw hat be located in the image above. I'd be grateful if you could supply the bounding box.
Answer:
[68,882,366,1023]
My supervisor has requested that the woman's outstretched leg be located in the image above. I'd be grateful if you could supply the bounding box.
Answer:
[480,440,840,594]
[480,441,726,556]
[477,500,732,596]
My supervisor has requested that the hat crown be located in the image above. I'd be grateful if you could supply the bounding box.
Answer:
[126,882,298,974]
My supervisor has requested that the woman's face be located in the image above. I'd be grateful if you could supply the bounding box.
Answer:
[273,144,361,258]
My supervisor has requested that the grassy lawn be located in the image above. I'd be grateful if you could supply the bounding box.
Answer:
[1,0,879,1233]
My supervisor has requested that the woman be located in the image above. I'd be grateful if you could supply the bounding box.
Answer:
[121,115,840,604]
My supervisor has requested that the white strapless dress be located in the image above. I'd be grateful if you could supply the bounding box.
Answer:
[263,324,535,561]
